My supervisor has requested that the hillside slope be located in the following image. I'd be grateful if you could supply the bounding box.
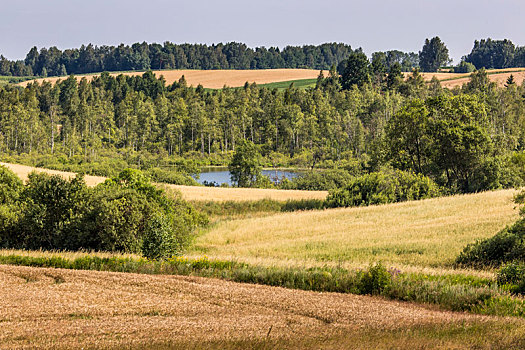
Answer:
[193,189,518,269]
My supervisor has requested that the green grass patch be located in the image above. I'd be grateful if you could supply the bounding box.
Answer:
[257,78,317,90]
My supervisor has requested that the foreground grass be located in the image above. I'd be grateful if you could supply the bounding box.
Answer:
[192,189,518,269]
[2,252,525,319]
[149,322,525,350]
[4,263,524,349]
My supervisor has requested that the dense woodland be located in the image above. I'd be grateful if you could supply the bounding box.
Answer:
[2,37,525,78]
[0,42,421,77]
[1,51,525,195]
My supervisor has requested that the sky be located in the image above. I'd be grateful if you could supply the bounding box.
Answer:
[2,0,525,64]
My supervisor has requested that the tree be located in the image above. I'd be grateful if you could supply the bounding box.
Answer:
[419,37,451,72]
[228,140,262,187]
[505,74,516,88]
[386,62,403,90]
[465,68,495,93]
[339,50,370,89]
[464,38,516,69]
[385,99,431,174]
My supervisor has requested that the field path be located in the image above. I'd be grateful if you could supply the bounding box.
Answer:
[0,162,327,202]
[0,264,495,349]
[17,69,326,89]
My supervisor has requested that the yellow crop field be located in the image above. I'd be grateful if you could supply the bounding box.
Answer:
[0,162,327,202]
[3,264,522,349]
[407,67,525,88]
[17,68,327,89]
[192,189,518,272]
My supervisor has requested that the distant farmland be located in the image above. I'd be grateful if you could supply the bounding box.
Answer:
[16,67,525,90]
[17,69,328,89]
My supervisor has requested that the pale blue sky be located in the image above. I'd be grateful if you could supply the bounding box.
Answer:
[2,0,524,63]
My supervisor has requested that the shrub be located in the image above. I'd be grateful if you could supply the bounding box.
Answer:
[456,191,525,268]
[326,169,442,208]
[145,167,199,186]
[454,61,476,73]
[280,169,354,191]
[357,263,392,295]
[0,165,23,205]
[0,167,206,258]
[142,214,176,259]
[497,262,525,294]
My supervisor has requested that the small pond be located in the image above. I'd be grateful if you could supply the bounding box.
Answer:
[196,167,301,186]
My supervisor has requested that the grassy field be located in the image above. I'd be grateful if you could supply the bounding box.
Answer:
[257,78,318,90]
[2,264,524,349]
[16,68,327,89]
[191,189,519,273]
[0,162,328,202]
[2,160,524,348]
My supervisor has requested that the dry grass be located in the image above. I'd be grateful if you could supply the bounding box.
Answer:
[192,189,519,272]
[1,162,107,187]
[17,69,327,89]
[0,162,327,202]
[404,68,525,88]
[440,71,525,89]
[0,264,513,349]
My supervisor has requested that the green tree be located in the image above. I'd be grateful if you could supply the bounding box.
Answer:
[229,140,262,187]
[340,50,370,89]
[419,37,451,72]
[386,62,403,90]
[385,99,431,174]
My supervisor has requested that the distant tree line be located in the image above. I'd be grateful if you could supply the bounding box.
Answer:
[0,42,356,77]
[463,38,525,70]
[0,41,423,78]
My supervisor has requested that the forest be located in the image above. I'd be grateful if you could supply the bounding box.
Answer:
[0,41,420,77]
[2,37,525,78]
[1,50,525,196]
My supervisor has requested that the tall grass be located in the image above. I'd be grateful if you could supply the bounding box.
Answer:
[192,189,518,268]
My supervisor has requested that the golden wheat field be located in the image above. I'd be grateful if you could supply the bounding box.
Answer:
[192,189,519,273]
[3,264,523,349]
[406,67,525,88]
[0,162,327,202]
[17,69,327,89]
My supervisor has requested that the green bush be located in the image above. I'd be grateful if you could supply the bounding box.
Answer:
[0,167,206,258]
[281,169,354,191]
[145,167,199,186]
[356,263,391,295]
[0,165,24,204]
[326,169,442,208]
[497,262,525,294]
[455,221,525,268]
[454,61,476,73]
[456,191,525,268]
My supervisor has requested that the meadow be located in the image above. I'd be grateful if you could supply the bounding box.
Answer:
[2,161,525,348]
[191,189,519,273]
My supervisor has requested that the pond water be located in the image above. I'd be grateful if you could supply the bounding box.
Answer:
[196,167,300,186]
